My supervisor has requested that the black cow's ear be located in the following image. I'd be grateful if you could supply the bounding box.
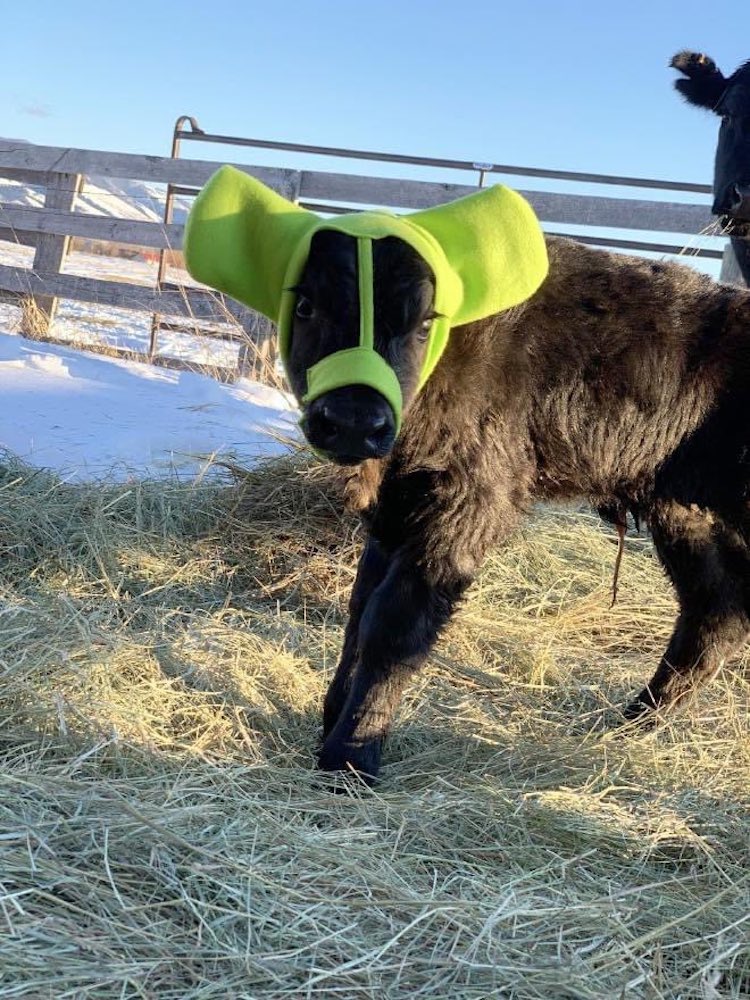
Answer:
[670,51,727,111]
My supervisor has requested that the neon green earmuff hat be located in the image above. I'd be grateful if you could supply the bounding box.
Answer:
[183,166,548,431]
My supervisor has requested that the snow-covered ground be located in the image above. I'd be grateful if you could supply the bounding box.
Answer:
[0,164,234,366]
[0,170,191,224]
[0,330,298,481]
[0,169,302,480]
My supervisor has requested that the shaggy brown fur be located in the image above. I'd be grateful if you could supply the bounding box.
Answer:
[290,233,750,783]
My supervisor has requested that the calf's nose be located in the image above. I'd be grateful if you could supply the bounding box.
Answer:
[305,395,395,462]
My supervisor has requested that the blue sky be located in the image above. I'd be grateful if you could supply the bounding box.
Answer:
[2,1,747,187]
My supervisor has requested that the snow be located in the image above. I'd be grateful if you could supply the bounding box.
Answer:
[0,330,299,481]
[0,242,244,368]
[0,171,191,224]
[0,166,301,480]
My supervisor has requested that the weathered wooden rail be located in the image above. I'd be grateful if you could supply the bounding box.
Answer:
[0,137,737,381]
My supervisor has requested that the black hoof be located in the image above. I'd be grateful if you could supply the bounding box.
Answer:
[317,737,382,787]
[621,688,672,729]
[622,696,656,724]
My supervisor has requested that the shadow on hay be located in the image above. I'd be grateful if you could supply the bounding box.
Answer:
[0,455,656,747]
[0,453,359,748]
[2,450,743,789]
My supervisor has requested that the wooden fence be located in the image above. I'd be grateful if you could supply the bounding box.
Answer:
[0,138,739,382]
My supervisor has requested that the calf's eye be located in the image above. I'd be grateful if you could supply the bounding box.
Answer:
[295,297,315,320]
[417,318,433,341]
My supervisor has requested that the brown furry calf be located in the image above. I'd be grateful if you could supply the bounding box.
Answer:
[285,231,750,783]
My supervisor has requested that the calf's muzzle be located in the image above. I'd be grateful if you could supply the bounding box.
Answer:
[304,387,396,464]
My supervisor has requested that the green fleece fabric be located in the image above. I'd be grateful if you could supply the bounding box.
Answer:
[183,166,548,425]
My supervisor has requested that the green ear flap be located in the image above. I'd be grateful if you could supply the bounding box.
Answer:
[409,185,548,325]
[183,165,317,321]
[184,169,548,420]
[184,168,548,332]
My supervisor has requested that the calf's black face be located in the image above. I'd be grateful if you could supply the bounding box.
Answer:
[286,230,436,465]
[671,52,750,229]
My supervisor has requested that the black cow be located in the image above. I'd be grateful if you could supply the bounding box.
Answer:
[671,51,750,285]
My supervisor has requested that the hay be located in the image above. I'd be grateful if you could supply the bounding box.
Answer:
[0,451,748,999]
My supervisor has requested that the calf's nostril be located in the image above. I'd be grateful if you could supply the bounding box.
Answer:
[364,417,394,452]
[310,405,341,445]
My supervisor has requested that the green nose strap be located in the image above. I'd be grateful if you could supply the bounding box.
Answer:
[357,238,375,350]
[298,237,402,431]
[303,347,403,433]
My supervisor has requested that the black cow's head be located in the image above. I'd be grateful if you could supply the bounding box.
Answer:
[284,230,436,465]
[671,51,750,231]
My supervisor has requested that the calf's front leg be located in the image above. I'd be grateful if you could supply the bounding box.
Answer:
[320,438,528,783]
[322,537,391,737]
[318,552,469,782]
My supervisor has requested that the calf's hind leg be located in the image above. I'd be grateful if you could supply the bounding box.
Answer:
[624,502,750,720]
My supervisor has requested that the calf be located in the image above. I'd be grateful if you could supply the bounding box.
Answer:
[186,169,750,784]
[299,236,750,781]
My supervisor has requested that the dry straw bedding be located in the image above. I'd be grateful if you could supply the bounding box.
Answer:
[0,452,747,999]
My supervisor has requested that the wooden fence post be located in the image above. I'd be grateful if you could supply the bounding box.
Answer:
[235,310,275,379]
[22,171,83,336]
